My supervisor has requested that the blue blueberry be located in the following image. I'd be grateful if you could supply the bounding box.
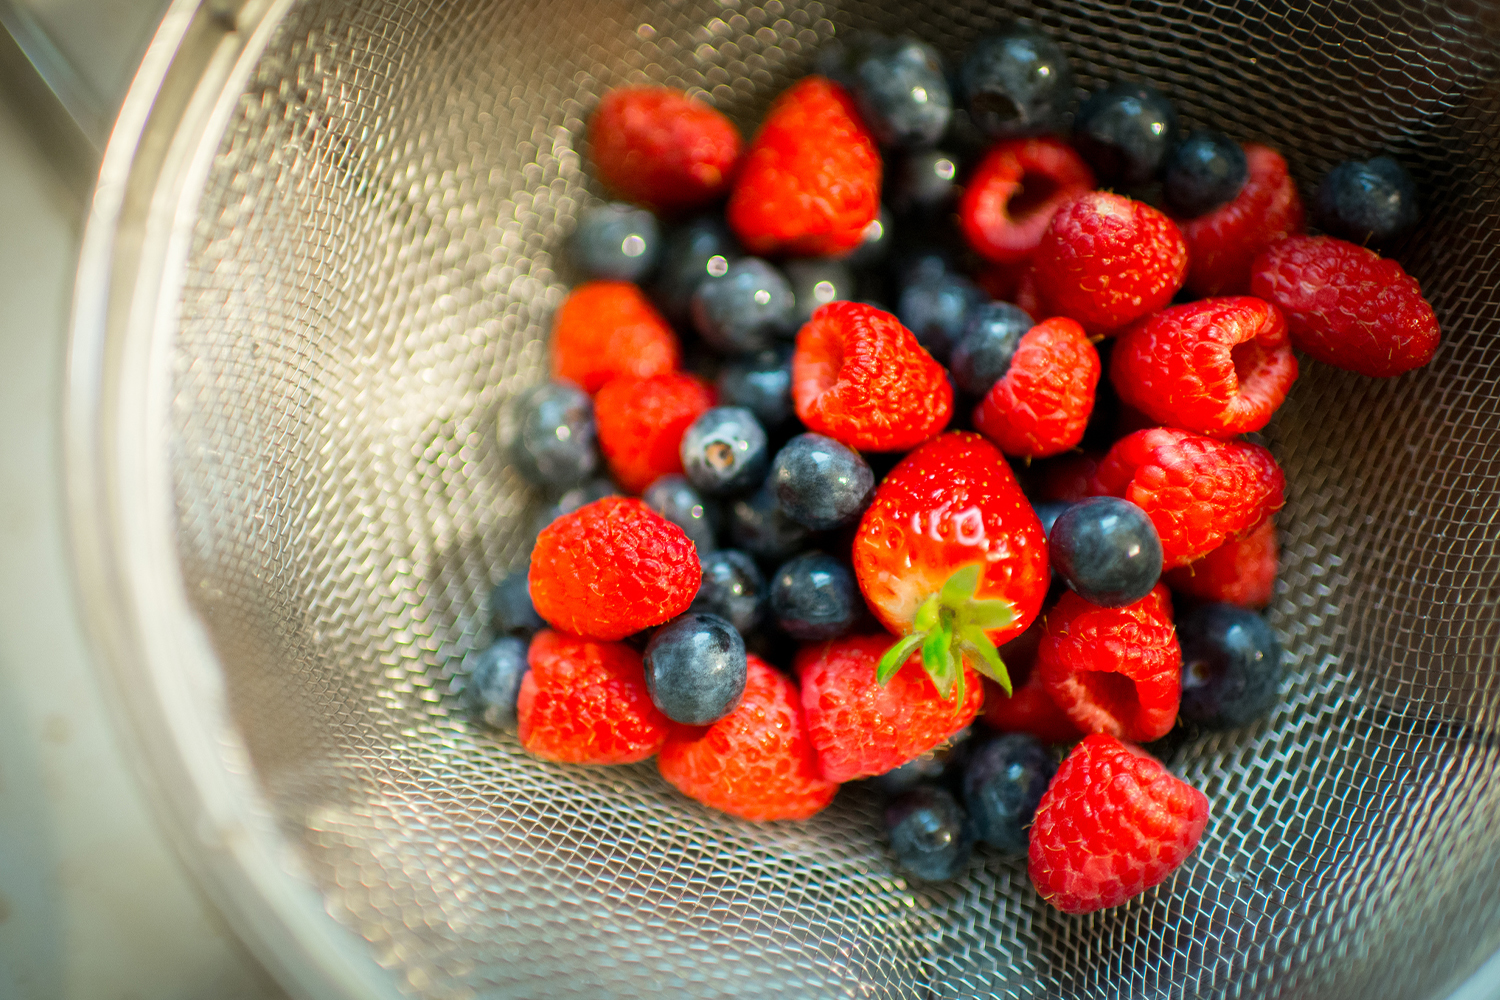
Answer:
[729,487,812,564]
[959,25,1075,140]
[841,207,893,270]
[950,301,1033,396]
[691,549,766,634]
[571,202,661,282]
[490,565,545,636]
[1314,155,1419,245]
[1177,603,1283,730]
[643,475,720,553]
[691,257,796,354]
[891,150,959,216]
[462,637,529,731]
[849,36,952,149]
[1163,130,1248,219]
[506,381,599,491]
[768,433,875,531]
[653,215,742,324]
[1073,83,1180,186]
[680,406,769,497]
[884,785,974,881]
[531,477,618,540]
[891,242,957,287]
[962,733,1056,854]
[1031,499,1070,539]
[717,346,793,431]
[769,552,859,641]
[1049,496,1163,608]
[643,612,748,725]
[898,270,986,364]
[784,258,855,325]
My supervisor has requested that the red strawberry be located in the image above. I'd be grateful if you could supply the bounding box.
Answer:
[589,87,743,213]
[1176,143,1305,298]
[1028,734,1209,914]
[1091,427,1285,569]
[727,77,881,257]
[529,496,700,641]
[1165,516,1278,609]
[518,630,671,764]
[658,655,839,821]
[594,372,714,493]
[796,635,983,783]
[792,301,952,452]
[851,432,1050,700]
[1036,585,1181,743]
[973,316,1101,459]
[1110,297,1298,438]
[1250,234,1440,378]
[551,281,681,394]
[959,138,1095,264]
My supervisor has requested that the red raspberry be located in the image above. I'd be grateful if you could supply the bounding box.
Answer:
[796,635,983,784]
[1092,427,1285,569]
[1036,585,1181,743]
[1110,297,1298,438]
[1037,451,1104,504]
[657,655,840,821]
[792,301,953,452]
[982,626,1083,744]
[973,316,1101,459]
[551,281,681,394]
[594,372,714,493]
[1165,516,1278,609]
[529,496,700,640]
[1032,192,1188,333]
[589,87,743,213]
[727,77,881,256]
[959,138,1095,264]
[1028,734,1209,914]
[1250,235,1440,378]
[1176,144,1305,297]
[517,630,671,764]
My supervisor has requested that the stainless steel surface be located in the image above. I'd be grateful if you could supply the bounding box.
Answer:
[68,0,1500,998]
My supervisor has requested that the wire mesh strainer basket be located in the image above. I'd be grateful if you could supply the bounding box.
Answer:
[65,0,1500,997]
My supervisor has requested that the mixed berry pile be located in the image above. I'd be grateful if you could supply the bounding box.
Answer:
[462,22,1439,915]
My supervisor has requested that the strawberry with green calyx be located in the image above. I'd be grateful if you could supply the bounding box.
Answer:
[875,563,1015,701]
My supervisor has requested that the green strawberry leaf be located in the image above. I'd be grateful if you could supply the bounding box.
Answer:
[921,628,955,699]
[966,599,1015,631]
[939,563,982,607]
[958,624,1010,695]
[877,633,925,684]
[913,594,941,633]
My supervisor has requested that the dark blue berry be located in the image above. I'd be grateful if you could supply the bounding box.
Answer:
[871,726,974,795]
[962,733,1056,854]
[691,257,796,354]
[769,552,859,641]
[891,150,959,216]
[891,242,957,287]
[849,36,952,149]
[783,257,855,326]
[530,477,618,541]
[690,549,766,634]
[729,487,812,564]
[1163,130,1248,219]
[1177,603,1283,730]
[680,406,769,497]
[462,637,529,731]
[1314,156,1419,245]
[959,25,1075,140]
[653,215,741,325]
[841,207,893,270]
[717,346,793,431]
[949,302,1033,396]
[1073,83,1180,186]
[884,785,974,881]
[643,475,720,553]
[1050,497,1163,608]
[571,202,661,282]
[1031,499,1070,539]
[643,612,748,725]
[897,271,985,364]
[507,381,599,491]
[768,433,875,531]
[490,565,545,636]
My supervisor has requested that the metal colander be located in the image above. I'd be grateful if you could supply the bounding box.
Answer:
[65,0,1500,997]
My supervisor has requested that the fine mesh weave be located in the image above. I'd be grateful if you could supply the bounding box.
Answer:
[168,0,1500,997]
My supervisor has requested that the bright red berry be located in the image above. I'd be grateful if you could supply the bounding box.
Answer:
[657,655,839,821]
[1250,234,1441,378]
[959,138,1095,264]
[589,87,743,213]
[973,316,1101,459]
[792,301,952,452]
[727,77,880,257]
[982,625,1083,744]
[529,496,701,640]
[1165,516,1278,609]
[517,629,671,764]
[551,281,681,394]
[1036,585,1181,743]
[1110,297,1298,438]
[796,635,983,783]
[1031,192,1187,334]
[594,372,714,493]
[1176,144,1305,297]
[1028,734,1209,914]
[1091,427,1285,569]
